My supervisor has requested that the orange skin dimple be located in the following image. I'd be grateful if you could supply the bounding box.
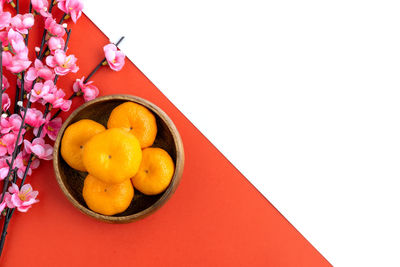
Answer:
[132,147,175,195]
[107,102,157,148]
[82,128,142,184]
[61,119,106,172]
[82,174,134,216]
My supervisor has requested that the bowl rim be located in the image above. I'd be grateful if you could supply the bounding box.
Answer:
[53,94,185,223]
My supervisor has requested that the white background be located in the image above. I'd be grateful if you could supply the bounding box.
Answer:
[84,1,400,266]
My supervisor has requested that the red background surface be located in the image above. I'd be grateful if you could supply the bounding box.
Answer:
[0,3,331,266]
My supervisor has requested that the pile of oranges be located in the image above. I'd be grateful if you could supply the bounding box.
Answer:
[60,102,175,216]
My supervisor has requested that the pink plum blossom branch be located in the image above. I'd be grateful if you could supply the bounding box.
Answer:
[1,25,72,207]
[14,12,36,113]
[0,0,126,257]
[51,36,125,120]
[14,29,72,179]
[18,3,35,111]
[15,3,34,112]
[85,36,125,82]
[24,3,32,45]
[0,27,74,257]
[4,93,32,183]
[36,0,55,59]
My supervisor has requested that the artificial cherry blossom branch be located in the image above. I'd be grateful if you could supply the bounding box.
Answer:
[16,3,34,111]
[85,36,125,82]
[3,25,72,193]
[0,21,73,206]
[51,36,125,120]
[36,0,55,59]
[12,29,73,183]
[19,1,35,109]
[38,13,67,59]
[24,2,32,45]
[7,33,71,184]
[0,26,74,258]
[4,94,32,183]
[0,0,124,257]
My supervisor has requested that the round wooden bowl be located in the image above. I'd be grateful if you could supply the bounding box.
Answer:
[53,95,184,223]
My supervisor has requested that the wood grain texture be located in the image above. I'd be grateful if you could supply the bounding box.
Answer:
[53,95,184,223]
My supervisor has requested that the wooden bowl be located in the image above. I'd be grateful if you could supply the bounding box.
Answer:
[53,95,184,223]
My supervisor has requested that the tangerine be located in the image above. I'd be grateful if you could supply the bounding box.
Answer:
[61,119,106,172]
[107,102,157,148]
[132,147,175,195]
[82,174,134,215]
[82,128,142,184]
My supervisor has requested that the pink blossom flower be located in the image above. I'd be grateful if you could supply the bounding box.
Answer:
[10,14,34,35]
[0,133,20,156]
[73,77,99,102]
[0,28,22,48]
[31,0,50,17]
[26,59,55,82]
[7,28,24,47]
[103,44,125,71]
[57,0,83,23]
[0,114,23,134]
[42,88,71,111]
[44,16,65,38]
[47,36,65,53]
[46,50,79,76]
[11,39,29,58]
[1,75,9,90]
[24,138,53,160]
[6,183,39,212]
[30,80,54,103]
[34,113,62,141]
[0,156,10,180]
[2,31,31,73]
[15,151,40,179]
[0,11,11,30]
[11,39,29,59]
[2,93,10,112]
[6,56,31,73]
[1,51,12,67]
[5,30,31,73]
[21,108,45,128]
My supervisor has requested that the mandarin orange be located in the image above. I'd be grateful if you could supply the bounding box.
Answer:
[82,174,134,215]
[82,128,142,184]
[61,119,106,172]
[132,147,175,195]
[107,102,157,148]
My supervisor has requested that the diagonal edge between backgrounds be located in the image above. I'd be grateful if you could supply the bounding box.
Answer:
[82,11,332,266]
